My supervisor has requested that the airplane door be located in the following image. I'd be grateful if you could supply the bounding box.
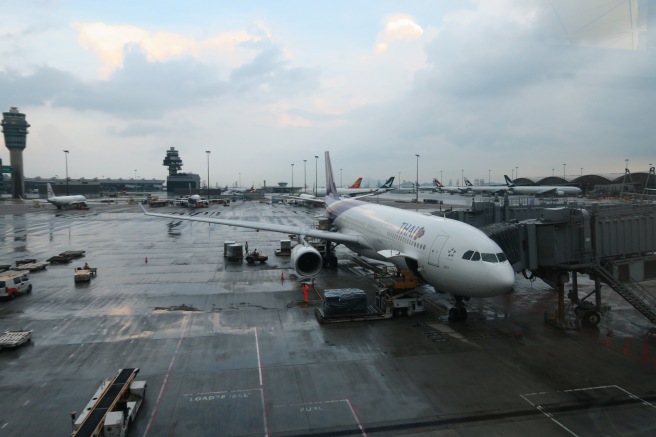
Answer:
[428,235,449,267]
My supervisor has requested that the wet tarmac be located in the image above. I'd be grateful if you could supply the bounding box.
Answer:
[1,199,655,436]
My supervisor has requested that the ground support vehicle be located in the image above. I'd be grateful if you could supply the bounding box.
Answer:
[0,271,32,299]
[74,267,97,283]
[0,330,32,349]
[245,250,268,264]
[72,368,146,437]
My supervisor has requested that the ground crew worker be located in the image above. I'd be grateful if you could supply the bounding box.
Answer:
[303,284,309,303]
[83,262,90,270]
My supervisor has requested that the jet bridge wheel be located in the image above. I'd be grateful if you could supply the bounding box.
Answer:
[581,310,601,327]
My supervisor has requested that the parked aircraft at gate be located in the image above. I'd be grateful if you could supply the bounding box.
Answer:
[142,153,515,321]
[463,178,507,195]
[504,175,582,196]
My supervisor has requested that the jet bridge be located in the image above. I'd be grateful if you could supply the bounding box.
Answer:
[444,198,656,327]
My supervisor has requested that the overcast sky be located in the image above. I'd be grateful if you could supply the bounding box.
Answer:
[1,0,654,188]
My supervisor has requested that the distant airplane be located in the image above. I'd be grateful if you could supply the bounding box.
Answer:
[434,178,465,195]
[463,178,507,195]
[504,175,582,196]
[142,153,515,321]
[44,183,88,209]
[339,176,395,196]
[346,177,363,189]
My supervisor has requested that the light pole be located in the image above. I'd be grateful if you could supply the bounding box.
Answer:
[398,172,401,190]
[206,150,211,198]
[134,169,137,192]
[291,163,294,194]
[552,168,554,177]
[511,168,514,180]
[488,170,491,186]
[239,172,241,188]
[580,167,583,176]
[440,170,443,185]
[563,163,566,179]
[515,166,518,179]
[314,155,318,196]
[415,154,420,203]
[303,159,307,193]
[63,150,70,195]
[340,168,342,188]
[461,169,464,187]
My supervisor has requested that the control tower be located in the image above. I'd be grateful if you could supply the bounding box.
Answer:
[162,147,200,194]
[1,107,30,198]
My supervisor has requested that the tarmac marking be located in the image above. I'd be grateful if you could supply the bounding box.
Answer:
[521,384,656,435]
[142,312,193,437]
[255,327,270,437]
[272,399,367,436]
[182,388,259,402]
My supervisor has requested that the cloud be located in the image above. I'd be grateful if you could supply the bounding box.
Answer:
[374,15,424,54]
[72,22,267,79]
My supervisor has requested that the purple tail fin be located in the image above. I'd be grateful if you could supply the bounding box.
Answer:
[324,151,338,198]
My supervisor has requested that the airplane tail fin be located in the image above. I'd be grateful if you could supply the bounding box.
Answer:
[324,152,338,198]
[434,178,444,188]
[348,177,363,189]
[464,177,473,187]
[504,175,515,186]
[380,176,395,189]
[47,183,55,198]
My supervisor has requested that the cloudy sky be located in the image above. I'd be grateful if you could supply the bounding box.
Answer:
[1,0,654,188]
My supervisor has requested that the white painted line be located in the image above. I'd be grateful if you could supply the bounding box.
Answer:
[254,327,270,437]
[142,313,192,437]
[345,399,368,437]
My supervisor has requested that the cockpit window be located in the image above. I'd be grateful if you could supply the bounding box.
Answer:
[471,252,480,261]
[462,250,474,260]
[497,252,507,262]
[481,253,498,263]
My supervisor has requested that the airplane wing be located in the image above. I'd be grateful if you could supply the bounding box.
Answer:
[140,206,362,245]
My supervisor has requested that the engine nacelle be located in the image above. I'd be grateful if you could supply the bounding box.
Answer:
[290,244,323,277]
[556,190,565,196]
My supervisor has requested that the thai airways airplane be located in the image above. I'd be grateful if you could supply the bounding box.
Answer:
[142,153,515,321]
[504,175,582,196]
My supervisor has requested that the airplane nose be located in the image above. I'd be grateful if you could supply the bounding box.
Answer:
[482,264,515,296]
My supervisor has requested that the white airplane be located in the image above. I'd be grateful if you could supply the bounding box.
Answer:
[463,178,507,195]
[344,176,395,196]
[290,176,396,204]
[434,178,466,195]
[42,183,89,209]
[504,175,582,196]
[142,152,515,321]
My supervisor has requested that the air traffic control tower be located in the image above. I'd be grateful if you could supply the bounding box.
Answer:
[163,147,200,194]
[1,107,30,198]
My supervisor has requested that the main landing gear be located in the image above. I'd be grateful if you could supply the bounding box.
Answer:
[448,295,468,322]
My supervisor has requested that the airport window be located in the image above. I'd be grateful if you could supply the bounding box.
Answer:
[462,250,474,260]
[481,253,498,263]
[497,253,507,262]
[471,252,481,261]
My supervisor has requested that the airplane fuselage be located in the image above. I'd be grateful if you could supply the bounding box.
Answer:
[326,197,515,298]
[47,195,88,209]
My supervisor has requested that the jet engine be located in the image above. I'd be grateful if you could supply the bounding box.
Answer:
[290,244,323,277]
[556,190,565,196]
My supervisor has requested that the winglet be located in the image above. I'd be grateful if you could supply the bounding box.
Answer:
[324,151,338,198]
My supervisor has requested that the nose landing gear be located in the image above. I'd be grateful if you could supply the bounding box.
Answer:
[448,295,468,322]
